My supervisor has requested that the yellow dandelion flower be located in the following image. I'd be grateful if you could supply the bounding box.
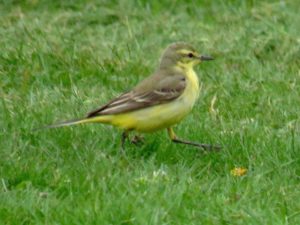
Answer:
[231,167,247,177]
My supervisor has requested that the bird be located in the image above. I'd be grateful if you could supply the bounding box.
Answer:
[41,42,220,151]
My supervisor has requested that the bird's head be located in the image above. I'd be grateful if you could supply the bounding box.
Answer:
[159,42,213,70]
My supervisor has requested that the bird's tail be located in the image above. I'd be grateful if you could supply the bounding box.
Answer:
[33,117,107,131]
[46,118,89,128]
[32,118,87,131]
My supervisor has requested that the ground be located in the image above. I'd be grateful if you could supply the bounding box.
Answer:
[0,0,300,224]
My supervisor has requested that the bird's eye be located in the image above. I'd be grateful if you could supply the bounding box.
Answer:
[187,53,194,58]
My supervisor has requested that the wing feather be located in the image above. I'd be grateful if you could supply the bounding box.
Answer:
[87,73,186,117]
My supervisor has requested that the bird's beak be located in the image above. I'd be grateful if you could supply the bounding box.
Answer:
[199,55,214,61]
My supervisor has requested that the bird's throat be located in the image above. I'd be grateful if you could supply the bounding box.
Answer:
[175,64,200,104]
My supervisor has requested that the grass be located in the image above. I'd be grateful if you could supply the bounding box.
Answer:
[1,0,300,224]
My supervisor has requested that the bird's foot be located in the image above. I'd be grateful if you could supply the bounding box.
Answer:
[130,135,145,146]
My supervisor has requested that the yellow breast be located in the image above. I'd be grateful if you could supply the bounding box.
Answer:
[177,65,200,109]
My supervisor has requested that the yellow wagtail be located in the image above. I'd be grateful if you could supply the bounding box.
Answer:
[44,42,220,151]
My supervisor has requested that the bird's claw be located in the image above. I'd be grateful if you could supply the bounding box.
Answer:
[130,135,145,146]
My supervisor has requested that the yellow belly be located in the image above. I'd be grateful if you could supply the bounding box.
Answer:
[103,67,200,132]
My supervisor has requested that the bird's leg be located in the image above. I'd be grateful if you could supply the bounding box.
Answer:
[167,128,221,151]
[121,130,129,152]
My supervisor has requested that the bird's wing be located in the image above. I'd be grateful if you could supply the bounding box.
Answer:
[87,73,186,117]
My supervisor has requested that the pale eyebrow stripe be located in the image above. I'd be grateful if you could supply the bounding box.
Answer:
[177,49,191,54]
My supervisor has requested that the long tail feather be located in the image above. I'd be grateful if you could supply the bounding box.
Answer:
[33,118,89,132]
[32,114,112,132]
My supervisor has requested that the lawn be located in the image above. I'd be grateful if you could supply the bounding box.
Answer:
[1,0,300,224]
